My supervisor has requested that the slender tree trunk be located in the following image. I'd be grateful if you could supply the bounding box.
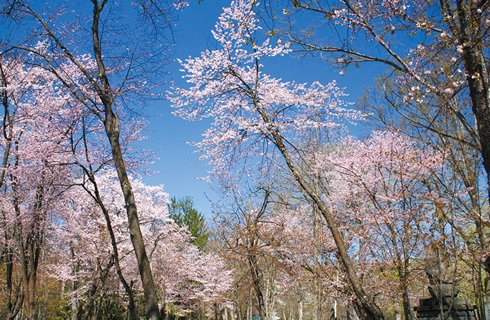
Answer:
[90,2,162,319]
[75,257,115,320]
[247,296,252,320]
[87,171,139,320]
[398,267,415,320]
[17,232,39,320]
[262,122,384,320]
[70,247,79,320]
[1,60,23,320]
[104,110,161,319]
[248,254,265,320]
[452,3,490,314]
[299,300,304,320]
[14,193,41,320]
[4,242,24,320]
[5,244,13,313]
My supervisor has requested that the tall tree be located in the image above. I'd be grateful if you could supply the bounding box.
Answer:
[1,1,183,318]
[169,0,383,318]
[0,55,81,319]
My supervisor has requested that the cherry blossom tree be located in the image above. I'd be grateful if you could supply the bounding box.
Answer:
[315,131,446,320]
[0,54,84,319]
[359,76,489,318]
[46,170,233,319]
[274,0,490,197]
[1,1,187,317]
[273,0,490,312]
[169,0,386,317]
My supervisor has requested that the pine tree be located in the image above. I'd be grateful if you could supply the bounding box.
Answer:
[168,197,209,250]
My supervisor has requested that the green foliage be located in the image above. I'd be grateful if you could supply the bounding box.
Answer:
[96,295,127,320]
[54,296,72,320]
[168,196,209,250]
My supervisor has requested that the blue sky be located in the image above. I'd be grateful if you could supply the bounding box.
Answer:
[138,0,383,219]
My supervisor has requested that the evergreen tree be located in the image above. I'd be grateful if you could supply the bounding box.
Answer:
[168,197,209,250]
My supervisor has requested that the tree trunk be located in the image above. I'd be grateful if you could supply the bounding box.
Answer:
[263,122,384,320]
[14,194,41,320]
[104,112,161,320]
[398,267,415,320]
[456,0,490,196]
[93,177,139,320]
[90,2,162,319]
[75,257,115,320]
[18,232,40,320]
[248,254,265,320]
[299,300,304,320]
